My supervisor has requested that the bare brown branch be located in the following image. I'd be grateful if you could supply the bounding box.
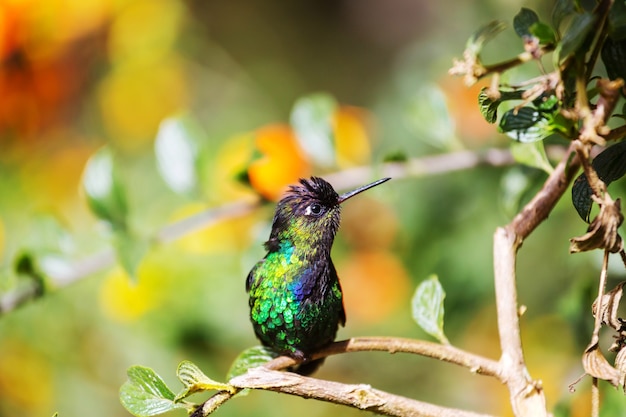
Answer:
[191,336,502,417]
[229,367,498,417]
[494,141,582,416]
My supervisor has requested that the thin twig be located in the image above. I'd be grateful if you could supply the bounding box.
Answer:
[259,337,502,379]
[326,338,501,378]
[323,148,515,191]
[0,147,523,315]
[481,45,555,80]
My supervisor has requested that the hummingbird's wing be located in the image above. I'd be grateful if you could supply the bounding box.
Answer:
[328,260,346,327]
[245,261,261,293]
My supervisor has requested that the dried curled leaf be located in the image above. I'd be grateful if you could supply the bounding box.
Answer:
[570,197,623,253]
[615,345,626,391]
[593,281,626,331]
[582,343,620,386]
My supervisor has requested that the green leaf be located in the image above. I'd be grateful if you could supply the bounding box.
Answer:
[478,88,524,124]
[15,214,76,283]
[290,93,337,167]
[530,22,557,45]
[120,366,185,417]
[155,116,202,196]
[533,94,559,111]
[602,37,626,81]
[113,232,150,281]
[499,107,553,142]
[382,150,408,163]
[411,275,449,344]
[514,8,540,38]
[175,360,235,402]
[82,147,128,230]
[572,141,626,221]
[607,0,626,40]
[551,0,577,30]
[226,346,276,381]
[23,214,74,254]
[466,20,507,56]
[500,167,537,218]
[510,141,554,174]
[404,84,458,150]
[556,11,597,62]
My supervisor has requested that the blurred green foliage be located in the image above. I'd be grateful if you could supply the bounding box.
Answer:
[1,0,625,417]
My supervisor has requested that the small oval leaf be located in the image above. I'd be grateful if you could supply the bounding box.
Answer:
[411,275,449,344]
[551,0,576,30]
[290,93,337,167]
[226,346,276,381]
[404,84,457,149]
[478,88,524,124]
[557,11,597,62]
[607,0,626,40]
[530,22,557,45]
[500,167,537,218]
[155,117,202,196]
[514,8,540,38]
[572,141,626,221]
[510,141,553,174]
[602,37,626,81]
[113,231,149,281]
[175,360,235,401]
[466,20,507,55]
[82,147,128,230]
[499,107,552,143]
[120,366,185,417]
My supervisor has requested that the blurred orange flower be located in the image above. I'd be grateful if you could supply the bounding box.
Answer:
[339,250,410,324]
[248,124,311,201]
[440,77,494,146]
[0,0,109,138]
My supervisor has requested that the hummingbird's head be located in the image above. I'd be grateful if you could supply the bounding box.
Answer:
[265,176,390,251]
[267,177,342,249]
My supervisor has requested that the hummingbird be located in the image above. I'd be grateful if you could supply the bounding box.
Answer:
[246,176,391,374]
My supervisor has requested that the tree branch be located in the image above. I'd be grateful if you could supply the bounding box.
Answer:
[320,338,501,379]
[494,141,581,416]
[0,147,524,315]
[192,336,502,417]
[228,367,498,417]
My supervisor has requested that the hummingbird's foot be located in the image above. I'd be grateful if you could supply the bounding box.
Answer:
[288,349,324,375]
[290,349,310,364]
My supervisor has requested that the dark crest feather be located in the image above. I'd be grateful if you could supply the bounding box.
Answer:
[286,177,339,207]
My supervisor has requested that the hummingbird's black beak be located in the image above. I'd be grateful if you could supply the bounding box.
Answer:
[337,177,391,204]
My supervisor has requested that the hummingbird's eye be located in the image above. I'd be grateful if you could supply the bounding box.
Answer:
[306,203,324,216]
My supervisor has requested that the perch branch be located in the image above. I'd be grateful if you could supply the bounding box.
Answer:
[193,336,501,417]
[266,337,501,379]
[228,367,498,417]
